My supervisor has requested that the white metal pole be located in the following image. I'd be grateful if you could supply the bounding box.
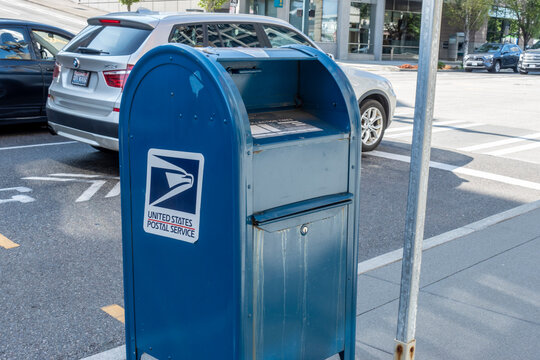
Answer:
[394,0,444,359]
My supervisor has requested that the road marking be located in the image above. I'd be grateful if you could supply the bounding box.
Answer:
[459,132,540,152]
[485,141,540,156]
[105,182,121,198]
[0,141,77,151]
[0,233,19,249]
[80,345,126,360]
[101,304,125,324]
[385,122,480,138]
[0,187,35,204]
[370,150,540,191]
[358,199,540,274]
[23,174,120,202]
[385,119,466,134]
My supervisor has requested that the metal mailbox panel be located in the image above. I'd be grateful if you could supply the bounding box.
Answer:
[252,205,348,359]
[252,136,349,213]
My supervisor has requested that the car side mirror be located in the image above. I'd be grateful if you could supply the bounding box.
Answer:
[327,52,335,61]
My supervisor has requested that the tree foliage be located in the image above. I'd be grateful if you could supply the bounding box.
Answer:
[120,0,140,12]
[505,0,540,47]
[198,0,228,12]
[444,0,493,56]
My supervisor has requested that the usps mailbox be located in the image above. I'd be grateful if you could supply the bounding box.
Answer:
[120,44,361,360]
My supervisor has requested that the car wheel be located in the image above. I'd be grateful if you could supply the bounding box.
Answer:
[513,66,518,73]
[360,99,386,152]
[465,68,473,72]
[491,60,501,73]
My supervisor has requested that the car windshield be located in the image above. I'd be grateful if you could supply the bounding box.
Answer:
[64,25,151,56]
[475,43,502,53]
[531,41,540,50]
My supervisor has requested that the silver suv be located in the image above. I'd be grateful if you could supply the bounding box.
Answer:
[518,41,540,74]
[47,11,395,152]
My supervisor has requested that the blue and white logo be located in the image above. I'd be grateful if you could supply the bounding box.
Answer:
[144,149,204,243]
[73,58,80,69]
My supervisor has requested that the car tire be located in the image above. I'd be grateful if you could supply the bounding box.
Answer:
[513,66,519,73]
[360,99,386,152]
[465,68,473,72]
[490,60,501,73]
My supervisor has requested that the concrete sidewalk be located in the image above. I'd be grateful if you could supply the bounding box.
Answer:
[355,202,540,359]
[84,200,540,360]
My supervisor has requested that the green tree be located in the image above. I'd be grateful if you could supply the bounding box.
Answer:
[505,0,540,47]
[198,0,228,12]
[120,0,140,12]
[444,0,493,56]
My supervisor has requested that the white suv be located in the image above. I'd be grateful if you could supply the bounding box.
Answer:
[47,10,395,152]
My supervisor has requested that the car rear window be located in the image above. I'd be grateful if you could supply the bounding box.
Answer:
[65,25,151,56]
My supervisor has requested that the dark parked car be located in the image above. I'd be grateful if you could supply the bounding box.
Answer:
[463,43,522,73]
[0,19,73,124]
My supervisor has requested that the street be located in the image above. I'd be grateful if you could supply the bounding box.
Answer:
[1,69,539,359]
[1,0,540,357]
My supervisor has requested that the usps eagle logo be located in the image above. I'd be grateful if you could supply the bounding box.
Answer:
[144,149,204,242]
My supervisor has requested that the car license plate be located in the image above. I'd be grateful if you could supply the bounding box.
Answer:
[471,62,478,66]
[71,70,90,87]
[530,64,537,68]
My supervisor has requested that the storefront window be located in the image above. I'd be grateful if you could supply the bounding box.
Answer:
[383,9,421,58]
[349,1,375,54]
[248,0,277,18]
[289,0,338,43]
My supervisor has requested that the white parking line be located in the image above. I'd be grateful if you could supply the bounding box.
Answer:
[385,122,480,139]
[486,141,540,156]
[0,141,77,151]
[370,150,540,191]
[385,119,466,134]
[459,132,540,152]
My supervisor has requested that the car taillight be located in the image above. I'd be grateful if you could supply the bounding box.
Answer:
[103,64,134,89]
[52,62,61,79]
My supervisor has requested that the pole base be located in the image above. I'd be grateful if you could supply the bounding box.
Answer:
[394,339,416,360]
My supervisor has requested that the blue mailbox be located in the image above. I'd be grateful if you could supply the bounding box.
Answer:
[120,44,361,360]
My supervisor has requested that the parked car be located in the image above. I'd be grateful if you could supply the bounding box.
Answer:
[0,19,73,124]
[463,43,522,73]
[47,11,396,152]
[518,41,540,74]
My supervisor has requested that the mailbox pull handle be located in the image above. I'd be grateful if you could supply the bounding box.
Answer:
[252,192,353,225]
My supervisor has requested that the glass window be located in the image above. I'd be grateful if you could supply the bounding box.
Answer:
[31,30,71,60]
[383,11,422,58]
[262,24,313,48]
[170,24,204,47]
[248,0,277,17]
[214,23,261,48]
[207,25,221,47]
[349,2,374,54]
[65,25,151,56]
[289,0,337,43]
[0,27,31,60]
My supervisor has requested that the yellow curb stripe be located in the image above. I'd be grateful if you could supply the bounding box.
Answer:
[101,304,125,324]
[0,233,19,249]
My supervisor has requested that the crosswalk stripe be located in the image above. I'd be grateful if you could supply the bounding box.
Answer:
[386,122,479,138]
[459,132,540,152]
[486,141,540,156]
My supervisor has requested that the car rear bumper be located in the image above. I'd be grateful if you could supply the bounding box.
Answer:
[46,107,119,151]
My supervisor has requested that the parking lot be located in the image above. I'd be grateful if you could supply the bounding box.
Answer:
[1,66,540,358]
